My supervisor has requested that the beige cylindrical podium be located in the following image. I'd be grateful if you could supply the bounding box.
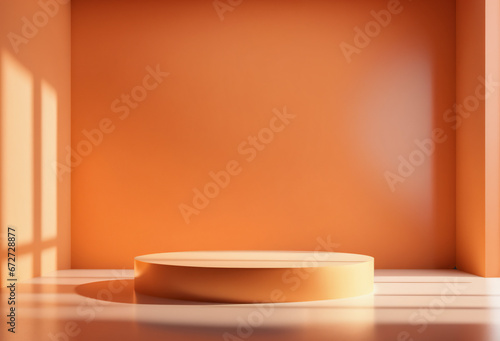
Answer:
[134,251,374,303]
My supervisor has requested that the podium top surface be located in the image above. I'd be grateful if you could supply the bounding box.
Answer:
[135,251,373,269]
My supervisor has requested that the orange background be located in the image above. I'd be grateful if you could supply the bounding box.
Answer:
[456,0,486,277]
[456,0,500,277]
[71,0,457,269]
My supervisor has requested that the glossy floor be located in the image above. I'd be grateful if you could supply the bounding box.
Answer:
[1,269,500,341]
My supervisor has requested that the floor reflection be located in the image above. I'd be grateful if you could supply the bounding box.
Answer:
[1,269,499,341]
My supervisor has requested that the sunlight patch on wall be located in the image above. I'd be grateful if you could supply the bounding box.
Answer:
[1,49,34,282]
[41,80,58,242]
[17,252,34,281]
[41,246,58,275]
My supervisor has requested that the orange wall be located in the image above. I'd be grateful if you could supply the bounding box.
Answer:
[0,0,71,284]
[71,0,457,269]
[456,0,500,277]
[485,0,500,277]
[455,0,486,276]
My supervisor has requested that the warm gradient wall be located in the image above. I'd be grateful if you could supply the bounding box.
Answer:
[71,0,456,269]
[456,0,500,277]
[485,0,500,277]
[455,0,486,277]
[0,0,71,284]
